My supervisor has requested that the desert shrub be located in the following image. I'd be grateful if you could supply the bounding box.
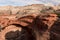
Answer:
[55,9,60,18]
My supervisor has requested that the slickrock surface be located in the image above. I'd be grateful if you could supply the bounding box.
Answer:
[0,25,22,40]
[0,4,60,40]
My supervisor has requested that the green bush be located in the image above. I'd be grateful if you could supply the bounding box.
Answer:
[56,13,60,18]
[55,11,60,18]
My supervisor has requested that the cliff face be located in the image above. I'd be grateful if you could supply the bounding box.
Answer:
[0,4,60,40]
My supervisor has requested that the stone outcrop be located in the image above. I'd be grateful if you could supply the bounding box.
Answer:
[0,13,58,40]
[0,4,60,40]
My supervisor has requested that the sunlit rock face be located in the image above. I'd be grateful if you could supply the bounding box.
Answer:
[0,14,37,40]
[0,25,35,40]
[0,25,22,40]
[39,13,58,28]
[29,13,58,40]
[0,4,60,40]
[0,13,58,40]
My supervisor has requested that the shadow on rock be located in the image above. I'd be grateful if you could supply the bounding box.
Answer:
[50,20,60,40]
[5,27,36,40]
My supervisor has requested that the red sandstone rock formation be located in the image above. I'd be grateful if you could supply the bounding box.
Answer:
[0,13,58,40]
[0,4,60,40]
[39,14,58,28]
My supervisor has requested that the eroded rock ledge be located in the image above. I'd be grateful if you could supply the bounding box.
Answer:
[0,4,60,40]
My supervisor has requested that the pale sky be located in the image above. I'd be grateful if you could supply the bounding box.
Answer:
[0,0,60,6]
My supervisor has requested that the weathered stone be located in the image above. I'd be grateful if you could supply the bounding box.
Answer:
[0,4,59,40]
